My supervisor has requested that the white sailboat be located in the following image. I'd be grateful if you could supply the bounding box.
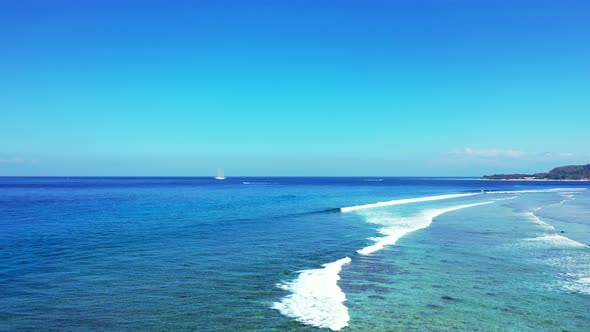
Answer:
[214,167,226,180]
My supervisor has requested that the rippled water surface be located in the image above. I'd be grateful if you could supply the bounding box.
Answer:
[1,177,589,331]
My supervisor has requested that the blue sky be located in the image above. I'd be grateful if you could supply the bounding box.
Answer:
[1,0,589,176]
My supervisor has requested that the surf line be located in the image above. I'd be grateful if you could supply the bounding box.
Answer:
[339,189,586,213]
[528,192,577,230]
[272,257,352,331]
[274,198,496,331]
[340,193,479,212]
[527,193,588,247]
[357,201,494,255]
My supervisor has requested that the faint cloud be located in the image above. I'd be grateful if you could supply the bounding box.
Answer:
[445,148,578,163]
[0,157,41,164]
[0,157,25,164]
[537,152,575,158]
[449,148,525,158]
[436,148,582,173]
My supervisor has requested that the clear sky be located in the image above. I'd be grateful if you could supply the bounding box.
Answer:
[1,0,589,176]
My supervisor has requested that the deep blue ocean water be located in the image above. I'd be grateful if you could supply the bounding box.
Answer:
[1,177,589,331]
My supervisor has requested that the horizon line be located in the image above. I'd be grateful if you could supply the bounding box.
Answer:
[0,175,483,178]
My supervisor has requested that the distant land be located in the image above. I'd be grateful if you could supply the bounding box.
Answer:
[482,164,590,180]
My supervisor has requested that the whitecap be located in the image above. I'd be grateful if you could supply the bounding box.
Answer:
[485,188,587,195]
[525,192,577,231]
[272,257,352,331]
[527,211,555,230]
[542,253,590,295]
[340,193,479,212]
[357,201,494,255]
[523,234,587,248]
[561,274,590,295]
[494,196,518,201]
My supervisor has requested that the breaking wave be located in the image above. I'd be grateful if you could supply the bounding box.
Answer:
[273,188,588,329]
[524,234,587,248]
[356,201,494,255]
[340,193,478,212]
[272,257,352,331]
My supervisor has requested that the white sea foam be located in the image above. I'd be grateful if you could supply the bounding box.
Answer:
[356,201,494,255]
[552,192,575,205]
[272,257,352,331]
[524,234,587,248]
[485,188,586,195]
[275,188,587,328]
[525,205,588,248]
[559,193,577,201]
[543,254,590,295]
[525,194,587,246]
[340,193,478,212]
[494,196,517,201]
[561,273,590,295]
[527,211,555,230]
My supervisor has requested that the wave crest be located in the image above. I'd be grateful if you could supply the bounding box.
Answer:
[272,257,352,331]
[357,201,494,255]
[340,193,478,212]
[524,234,587,248]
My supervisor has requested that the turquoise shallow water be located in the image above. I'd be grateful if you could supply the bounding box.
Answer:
[342,194,590,331]
[1,177,589,331]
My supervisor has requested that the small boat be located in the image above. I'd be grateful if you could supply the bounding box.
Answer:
[214,168,226,180]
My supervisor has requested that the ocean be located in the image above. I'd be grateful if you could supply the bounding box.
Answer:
[1,177,589,331]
